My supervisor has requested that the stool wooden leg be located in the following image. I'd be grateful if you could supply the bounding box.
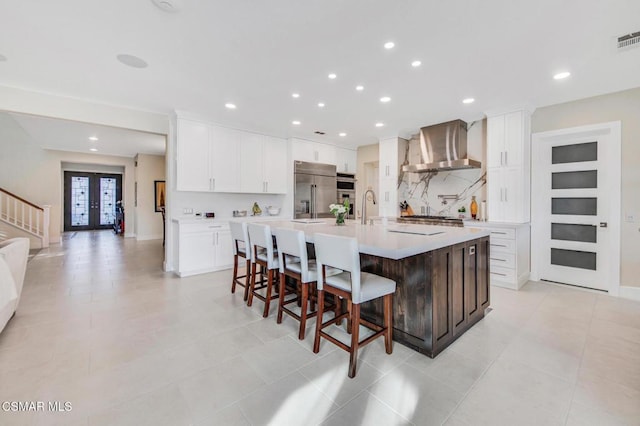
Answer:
[310,283,316,311]
[384,294,393,354]
[299,283,309,340]
[334,295,342,326]
[346,300,352,334]
[263,269,274,318]
[247,262,257,307]
[277,273,286,324]
[243,259,251,301]
[313,289,325,353]
[231,254,238,294]
[348,303,360,378]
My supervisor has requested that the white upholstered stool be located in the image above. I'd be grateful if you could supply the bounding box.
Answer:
[229,221,251,301]
[247,223,280,318]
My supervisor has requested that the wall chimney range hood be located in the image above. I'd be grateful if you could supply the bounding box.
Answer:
[402,119,481,173]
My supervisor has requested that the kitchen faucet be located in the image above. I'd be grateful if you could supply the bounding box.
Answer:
[361,189,377,224]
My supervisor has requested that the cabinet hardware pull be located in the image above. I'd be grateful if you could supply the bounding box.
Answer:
[492,231,507,235]
[504,188,507,201]
[491,272,507,277]
[490,244,507,247]
[265,182,268,192]
[490,257,506,261]
[469,246,476,255]
[212,178,216,191]
[500,151,504,166]
[504,151,508,165]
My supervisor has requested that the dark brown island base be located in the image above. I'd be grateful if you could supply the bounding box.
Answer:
[359,236,490,357]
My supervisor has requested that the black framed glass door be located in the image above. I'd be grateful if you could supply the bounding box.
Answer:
[64,172,122,231]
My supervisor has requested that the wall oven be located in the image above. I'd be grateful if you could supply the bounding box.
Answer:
[336,173,356,191]
[336,173,356,217]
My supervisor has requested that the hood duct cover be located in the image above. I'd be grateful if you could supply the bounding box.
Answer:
[402,119,481,172]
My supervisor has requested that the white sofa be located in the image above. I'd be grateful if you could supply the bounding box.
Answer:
[0,238,29,333]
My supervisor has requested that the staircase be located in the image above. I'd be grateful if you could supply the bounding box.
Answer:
[0,188,50,248]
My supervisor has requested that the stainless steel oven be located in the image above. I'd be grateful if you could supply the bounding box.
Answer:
[337,190,355,217]
[336,173,356,191]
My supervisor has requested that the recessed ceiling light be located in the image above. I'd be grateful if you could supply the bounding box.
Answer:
[339,132,347,137]
[318,102,325,108]
[292,120,301,125]
[553,71,571,80]
[355,85,364,91]
[88,136,99,141]
[411,60,422,67]
[0,54,7,62]
[328,73,337,80]
[380,96,391,103]
[384,41,395,49]
[116,54,148,69]
[375,122,385,128]
[90,148,98,152]
[462,98,475,104]
[292,93,300,98]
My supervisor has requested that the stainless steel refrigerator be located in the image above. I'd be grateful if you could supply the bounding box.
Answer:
[294,161,337,219]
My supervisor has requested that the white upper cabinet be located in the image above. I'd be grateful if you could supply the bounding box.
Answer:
[336,147,357,173]
[176,116,286,194]
[210,126,241,192]
[486,109,531,223]
[240,134,288,194]
[378,137,406,217]
[291,139,337,165]
[176,119,211,192]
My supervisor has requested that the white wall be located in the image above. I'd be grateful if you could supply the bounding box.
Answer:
[0,112,136,242]
[532,87,640,289]
[135,154,166,240]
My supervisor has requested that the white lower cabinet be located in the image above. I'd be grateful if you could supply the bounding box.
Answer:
[464,221,530,290]
[174,221,233,277]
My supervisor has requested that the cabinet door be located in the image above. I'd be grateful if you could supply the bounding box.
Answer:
[239,132,265,193]
[504,111,523,167]
[432,247,453,348]
[176,119,211,192]
[210,126,240,192]
[502,167,521,222]
[316,143,337,165]
[451,243,467,336]
[214,229,234,269]
[336,148,357,173]
[379,139,397,179]
[263,136,288,193]
[180,231,216,273]
[291,139,315,162]
[486,115,505,168]
[486,168,504,222]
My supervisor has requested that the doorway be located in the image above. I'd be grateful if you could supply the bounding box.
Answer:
[64,171,123,231]
[531,122,621,292]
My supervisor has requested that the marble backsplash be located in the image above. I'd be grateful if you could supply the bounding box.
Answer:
[397,129,486,218]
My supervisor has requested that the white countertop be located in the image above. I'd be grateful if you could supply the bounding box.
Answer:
[463,219,530,229]
[172,215,289,224]
[247,219,490,260]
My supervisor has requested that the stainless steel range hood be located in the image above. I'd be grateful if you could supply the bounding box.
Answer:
[402,119,481,173]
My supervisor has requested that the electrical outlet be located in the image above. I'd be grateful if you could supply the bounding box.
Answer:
[183,208,193,214]
[625,212,636,223]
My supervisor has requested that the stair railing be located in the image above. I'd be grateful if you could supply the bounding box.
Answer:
[0,188,50,247]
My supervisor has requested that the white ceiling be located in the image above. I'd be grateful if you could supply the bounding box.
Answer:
[0,0,639,150]
[7,112,166,157]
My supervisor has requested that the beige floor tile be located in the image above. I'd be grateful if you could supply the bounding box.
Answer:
[367,363,464,425]
[241,335,317,384]
[575,368,640,422]
[321,391,412,426]
[195,403,250,426]
[565,401,629,426]
[238,371,339,426]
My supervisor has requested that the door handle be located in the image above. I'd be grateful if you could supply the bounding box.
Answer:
[500,152,504,166]
[599,222,608,228]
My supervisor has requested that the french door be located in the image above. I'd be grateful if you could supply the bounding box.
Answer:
[64,172,123,231]
[531,122,621,292]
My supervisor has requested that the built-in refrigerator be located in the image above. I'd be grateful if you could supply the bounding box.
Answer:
[294,161,337,219]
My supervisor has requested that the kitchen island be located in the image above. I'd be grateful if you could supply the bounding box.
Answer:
[256,219,491,357]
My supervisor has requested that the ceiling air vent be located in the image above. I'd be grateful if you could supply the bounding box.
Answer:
[314,131,326,135]
[617,31,640,50]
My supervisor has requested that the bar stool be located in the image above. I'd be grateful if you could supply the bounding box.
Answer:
[274,228,341,340]
[247,223,280,318]
[229,221,251,301]
[313,233,396,378]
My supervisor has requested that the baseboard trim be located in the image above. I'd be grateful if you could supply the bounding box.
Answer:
[618,286,640,302]
[136,234,162,241]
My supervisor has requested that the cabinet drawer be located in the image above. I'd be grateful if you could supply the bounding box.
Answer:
[490,265,516,282]
[488,228,516,240]
[181,223,227,234]
[490,252,515,269]
[489,238,515,254]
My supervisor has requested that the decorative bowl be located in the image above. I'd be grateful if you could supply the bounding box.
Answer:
[267,207,281,216]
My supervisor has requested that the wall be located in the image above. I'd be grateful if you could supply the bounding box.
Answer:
[135,154,166,240]
[532,87,640,289]
[397,119,487,217]
[356,143,380,217]
[0,112,136,242]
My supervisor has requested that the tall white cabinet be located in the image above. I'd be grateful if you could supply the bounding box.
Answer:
[378,137,407,217]
[486,110,531,223]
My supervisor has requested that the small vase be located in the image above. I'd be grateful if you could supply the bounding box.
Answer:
[335,213,346,226]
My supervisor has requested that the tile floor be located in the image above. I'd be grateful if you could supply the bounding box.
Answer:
[1,231,639,425]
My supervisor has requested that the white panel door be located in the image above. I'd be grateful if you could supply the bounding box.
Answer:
[176,119,211,191]
[532,122,621,291]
